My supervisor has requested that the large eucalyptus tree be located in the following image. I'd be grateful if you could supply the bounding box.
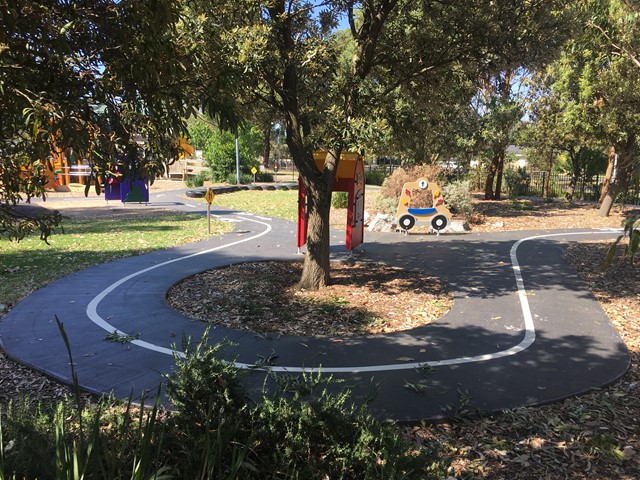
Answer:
[582,0,640,215]
[195,0,571,289]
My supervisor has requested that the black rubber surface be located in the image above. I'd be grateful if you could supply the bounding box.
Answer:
[0,189,629,421]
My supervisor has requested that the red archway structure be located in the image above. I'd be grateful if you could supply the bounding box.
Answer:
[297,151,365,252]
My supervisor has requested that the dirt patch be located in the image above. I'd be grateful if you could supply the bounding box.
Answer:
[167,261,452,337]
[468,197,630,232]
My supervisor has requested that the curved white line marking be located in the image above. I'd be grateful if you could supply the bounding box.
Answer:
[87,229,618,373]
[86,216,273,359]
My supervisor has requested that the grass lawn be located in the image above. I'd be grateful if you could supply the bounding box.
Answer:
[211,189,298,221]
[0,213,232,309]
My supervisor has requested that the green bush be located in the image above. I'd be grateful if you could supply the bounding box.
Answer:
[375,195,399,216]
[226,172,255,185]
[503,167,530,198]
[332,191,349,209]
[203,128,262,182]
[166,332,247,423]
[186,171,209,188]
[1,331,449,479]
[256,171,274,182]
[366,169,387,186]
[164,331,251,477]
[442,179,474,217]
[249,374,442,479]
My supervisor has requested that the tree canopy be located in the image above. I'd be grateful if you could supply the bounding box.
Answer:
[1,0,202,239]
[2,0,614,288]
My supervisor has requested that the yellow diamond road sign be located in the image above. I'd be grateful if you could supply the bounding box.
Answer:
[251,167,257,175]
[204,188,215,204]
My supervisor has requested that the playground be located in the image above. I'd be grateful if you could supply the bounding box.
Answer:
[3,186,639,478]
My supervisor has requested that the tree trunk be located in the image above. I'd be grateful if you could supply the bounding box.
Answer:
[484,157,499,199]
[542,150,553,198]
[599,135,636,216]
[297,180,332,289]
[598,179,623,217]
[565,147,581,202]
[262,124,271,166]
[493,152,505,200]
[295,149,340,290]
[598,145,616,204]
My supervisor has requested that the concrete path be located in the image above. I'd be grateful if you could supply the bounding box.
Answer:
[0,189,630,421]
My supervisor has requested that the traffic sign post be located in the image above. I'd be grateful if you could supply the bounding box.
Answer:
[204,187,215,234]
[251,166,257,183]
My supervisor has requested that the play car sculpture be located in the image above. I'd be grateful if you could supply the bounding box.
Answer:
[396,178,451,232]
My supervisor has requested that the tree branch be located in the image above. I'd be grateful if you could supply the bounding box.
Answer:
[589,20,640,69]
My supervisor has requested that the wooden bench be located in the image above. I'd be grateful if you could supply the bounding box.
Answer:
[183,158,209,180]
[166,160,186,180]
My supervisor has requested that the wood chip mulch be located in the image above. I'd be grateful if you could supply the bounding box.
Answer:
[167,261,453,337]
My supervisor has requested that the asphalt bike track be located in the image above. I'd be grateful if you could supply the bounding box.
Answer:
[0,189,630,421]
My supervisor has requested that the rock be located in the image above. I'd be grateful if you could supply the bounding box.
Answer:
[623,445,636,459]
[363,210,371,226]
[442,220,470,233]
[492,220,505,228]
[0,303,5,312]
[368,213,396,232]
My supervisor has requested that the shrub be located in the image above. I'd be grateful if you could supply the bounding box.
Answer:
[1,331,450,479]
[256,171,274,182]
[226,172,255,185]
[164,330,251,477]
[503,167,530,198]
[366,169,387,186]
[165,331,247,424]
[375,195,399,216]
[442,179,474,217]
[186,171,209,188]
[249,374,446,479]
[199,125,262,182]
[379,165,443,204]
[164,336,448,479]
[332,191,349,209]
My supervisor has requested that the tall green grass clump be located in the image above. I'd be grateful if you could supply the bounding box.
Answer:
[186,171,209,188]
[331,191,349,209]
[0,326,449,479]
[1,319,171,479]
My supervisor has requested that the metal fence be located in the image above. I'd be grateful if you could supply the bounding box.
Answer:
[524,172,640,205]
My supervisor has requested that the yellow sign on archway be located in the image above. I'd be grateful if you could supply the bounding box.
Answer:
[177,137,195,159]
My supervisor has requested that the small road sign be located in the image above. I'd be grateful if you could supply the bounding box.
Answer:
[204,187,215,204]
